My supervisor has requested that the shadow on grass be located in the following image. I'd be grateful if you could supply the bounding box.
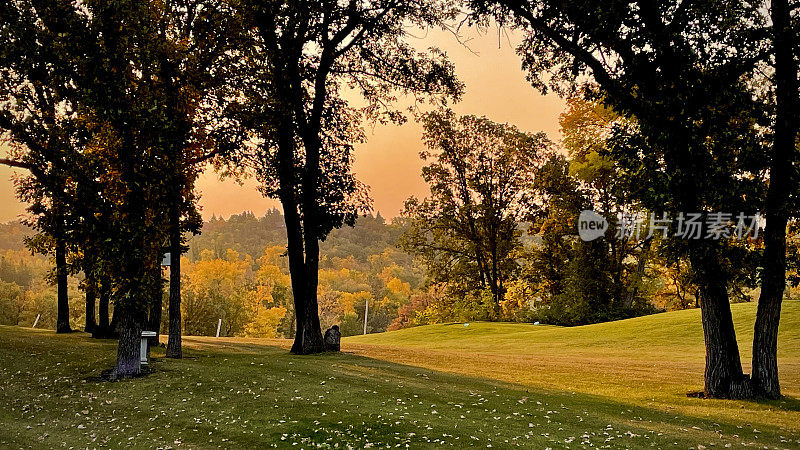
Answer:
[6,324,799,445]
[759,395,800,412]
[320,348,800,443]
[687,390,800,412]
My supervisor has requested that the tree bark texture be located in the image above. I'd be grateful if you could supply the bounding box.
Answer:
[84,273,97,333]
[166,202,183,358]
[751,0,797,399]
[690,245,751,399]
[55,236,72,333]
[113,307,144,378]
[93,277,111,338]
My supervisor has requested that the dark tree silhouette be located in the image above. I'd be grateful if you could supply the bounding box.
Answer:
[228,0,463,353]
[0,0,91,334]
[475,0,773,398]
[751,0,799,399]
[142,0,242,358]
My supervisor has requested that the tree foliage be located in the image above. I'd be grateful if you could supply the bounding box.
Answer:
[224,0,462,353]
[473,0,788,398]
[401,110,551,318]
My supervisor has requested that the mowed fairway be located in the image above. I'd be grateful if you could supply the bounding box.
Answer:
[347,301,800,438]
[0,302,795,448]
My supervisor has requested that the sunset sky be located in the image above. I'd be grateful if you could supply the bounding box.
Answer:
[0,26,565,223]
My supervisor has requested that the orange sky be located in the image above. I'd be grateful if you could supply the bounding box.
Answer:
[0,27,565,223]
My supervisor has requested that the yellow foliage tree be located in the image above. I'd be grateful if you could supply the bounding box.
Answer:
[245,303,286,338]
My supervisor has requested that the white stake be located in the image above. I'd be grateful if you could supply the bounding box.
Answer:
[363,300,369,335]
[32,314,41,328]
[216,318,222,338]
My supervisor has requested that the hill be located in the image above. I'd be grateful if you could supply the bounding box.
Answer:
[346,301,800,434]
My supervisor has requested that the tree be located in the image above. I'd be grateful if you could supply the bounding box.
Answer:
[0,0,92,333]
[520,150,652,325]
[21,0,230,376]
[46,0,240,373]
[138,0,242,358]
[559,98,649,309]
[750,0,799,399]
[401,110,550,317]
[94,275,113,338]
[245,304,287,338]
[81,254,98,333]
[229,0,462,353]
[1,1,168,372]
[526,155,584,304]
[475,0,771,397]
[182,251,253,336]
[0,280,24,325]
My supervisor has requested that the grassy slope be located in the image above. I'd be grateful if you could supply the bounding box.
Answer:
[0,302,796,448]
[346,302,800,437]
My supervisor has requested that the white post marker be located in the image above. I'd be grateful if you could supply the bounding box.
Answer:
[216,318,222,338]
[140,331,157,365]
[363,300,369,335]
[32,314,41,328]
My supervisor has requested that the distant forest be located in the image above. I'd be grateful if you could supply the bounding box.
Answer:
[183,210,426,337]
[0,212,427,337]
[5,206,797,338]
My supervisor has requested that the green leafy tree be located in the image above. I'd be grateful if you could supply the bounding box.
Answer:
[401,111,550,318]
[474,0,773,399]
[526,155,584,304]
[0,280,23,325]
[0,0,92,333]
[559,98,651,309]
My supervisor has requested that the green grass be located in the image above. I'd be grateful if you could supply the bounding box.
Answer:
[346,301,800,437]
[0,302,797,448]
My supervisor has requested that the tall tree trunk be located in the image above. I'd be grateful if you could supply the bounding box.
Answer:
[112,221,150,377]
[109,298,119,337]
[690,244,751,398]
[277,111,324,354]
[273,121,313,354]
[297,116,325,355]
[624,238,652,308]
[666,125,748,398]
[489,230,502,319]
[55,236,72,333]
[113,304,144,378]
[285,201,310,353]
[166,202,183,358]
[297,234,324,354]
[94,277,111,338]
[84,272,97,333]
[751,0,797,399]
[148,253,163,347]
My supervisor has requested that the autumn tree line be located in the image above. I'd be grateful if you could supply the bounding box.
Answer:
[4,200,799,333]
[0,212,427,337]
[0,0,797,400]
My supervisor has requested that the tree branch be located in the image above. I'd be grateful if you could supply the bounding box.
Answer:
[0,158,33,170]
[502,0,642,115]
